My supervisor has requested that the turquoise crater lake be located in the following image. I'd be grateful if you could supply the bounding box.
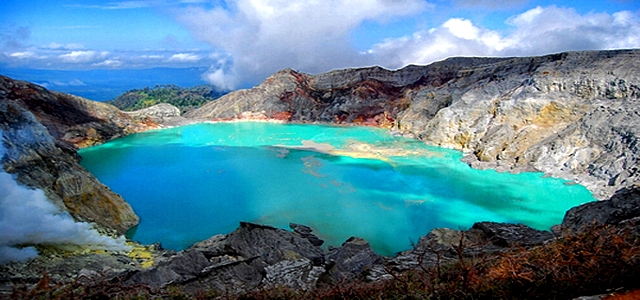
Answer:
[79,122,594,255]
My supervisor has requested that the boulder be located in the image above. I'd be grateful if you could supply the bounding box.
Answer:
[561,187,640,232]
[319,237,385,285]
[290,223,324,247]
[471,222,555,247]
[123,222,327,293]
[390,222,555,272]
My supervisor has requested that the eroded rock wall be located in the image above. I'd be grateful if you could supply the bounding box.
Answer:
[0,76,141,234]
[189,49,640,198]
[411,50,640,199]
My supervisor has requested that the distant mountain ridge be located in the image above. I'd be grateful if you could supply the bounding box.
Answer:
[0,67,212,101]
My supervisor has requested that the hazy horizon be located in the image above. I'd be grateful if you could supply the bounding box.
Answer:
[0,67,212,101]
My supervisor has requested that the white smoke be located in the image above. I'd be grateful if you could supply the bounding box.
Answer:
[0,131,131,264]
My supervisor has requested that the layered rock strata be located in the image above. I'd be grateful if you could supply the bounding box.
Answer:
[189,49,640,199]
[0,75,146,233]
[1,49,640,295]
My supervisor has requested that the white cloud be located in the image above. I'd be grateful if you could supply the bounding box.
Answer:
[59,50,109,63]
[175,3,640,90]
[42,42,85,50]
[92,59,123,67]
[177,0,428,90]
[140,54,165,59]
[505,6,640,54]
[202,67,238,91]
[443,18,480,40]
[4,3,640,89]
[47,79,86,86]
[367,6,640,69]
[8,51,39,59]
[167,53,202,62]
[44,42,64,49]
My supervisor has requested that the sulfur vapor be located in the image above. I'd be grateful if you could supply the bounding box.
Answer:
[0,131,130,264]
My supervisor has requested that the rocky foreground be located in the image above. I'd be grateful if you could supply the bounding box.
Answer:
[1,49,640,297]
[1,189,639,298]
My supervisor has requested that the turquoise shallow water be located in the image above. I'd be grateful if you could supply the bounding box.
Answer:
[79,122,595,255]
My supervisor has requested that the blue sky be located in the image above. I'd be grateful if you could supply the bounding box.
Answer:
[1,0,639,91]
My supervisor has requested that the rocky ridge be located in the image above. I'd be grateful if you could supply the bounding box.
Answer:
[189,49,640,199]
[0,75,156,234]
[1,49,640,296]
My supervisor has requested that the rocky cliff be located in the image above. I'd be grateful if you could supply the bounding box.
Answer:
[1,50,640,297]
[188,49,640,199]
[0,75,150,234]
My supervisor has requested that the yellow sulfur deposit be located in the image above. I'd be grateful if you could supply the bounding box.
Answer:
[126,242,154,268]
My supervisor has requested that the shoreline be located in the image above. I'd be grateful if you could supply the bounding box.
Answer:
[96,109,605,200]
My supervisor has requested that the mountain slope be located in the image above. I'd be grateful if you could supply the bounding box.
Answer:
[188,49,640,199]
[0,75,147,234]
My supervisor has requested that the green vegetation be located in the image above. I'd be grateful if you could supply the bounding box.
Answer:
[10,223,639,299]
[108,84,227,113]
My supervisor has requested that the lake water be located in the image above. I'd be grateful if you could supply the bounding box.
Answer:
[79,122,594,255]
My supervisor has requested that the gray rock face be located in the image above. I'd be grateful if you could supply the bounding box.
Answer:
[121,223,389,294]
[389,221,556,273]
[0,99,139,234]
[0,75,152,148]
[290,223,324,247]
[471,222,555,247]
[188,49,640,199]
[561,187,640,232]
[123,222,329,291]
[125,249,211,287]
[319,237,385,285]
[125,103,193,126]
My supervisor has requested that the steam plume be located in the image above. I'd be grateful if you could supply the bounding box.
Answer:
[0,131,130,264]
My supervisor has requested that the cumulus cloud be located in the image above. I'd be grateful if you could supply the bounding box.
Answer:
[139,54,164,59]
[8,51,39,59]
[176,0,428,89]
[203,67,238,91]
[92,59,123,68]
[3,3,640,90]
[176,2,640,91]
[367,6,640,69]
[0,131,130,264]
[59,50,109,63]
[167,52,201,62]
